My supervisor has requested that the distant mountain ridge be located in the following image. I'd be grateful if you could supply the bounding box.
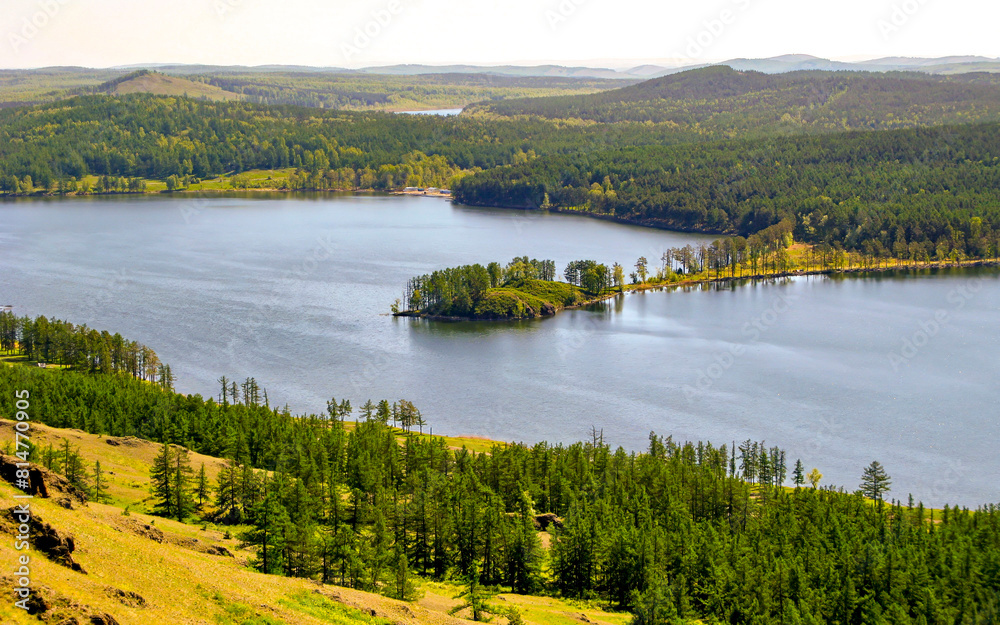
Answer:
[13,55,1000,81]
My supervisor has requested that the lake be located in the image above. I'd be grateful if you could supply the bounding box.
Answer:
[1,193,998,507]
[394,108,464,116]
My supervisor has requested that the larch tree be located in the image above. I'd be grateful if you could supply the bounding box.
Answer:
[860,461,892,502]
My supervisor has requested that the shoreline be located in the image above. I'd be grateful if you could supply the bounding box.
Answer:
[395,259,1000,322]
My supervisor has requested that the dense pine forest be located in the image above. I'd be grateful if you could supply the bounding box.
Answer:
[0,313,171,386]
[2,356,998,624]
[454,122,1000,260]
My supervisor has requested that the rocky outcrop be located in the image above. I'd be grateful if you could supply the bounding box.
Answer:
[104,436,145,447]
[6,508,87,573]
[0,577,119,623]
[105,586,147,608]
[120,517,165,543]
[533,512,564,531]
[0,454,89,503]
[206,544,234,557]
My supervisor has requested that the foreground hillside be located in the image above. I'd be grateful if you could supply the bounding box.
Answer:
[0,420,628,625]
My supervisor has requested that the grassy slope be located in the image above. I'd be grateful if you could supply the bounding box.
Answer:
[110,73,242,101]
[471,280,590,320]
[0,420,627,625]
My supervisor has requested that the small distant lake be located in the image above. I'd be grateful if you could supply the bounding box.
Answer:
[394,108,464,116]
[2,193,999,507]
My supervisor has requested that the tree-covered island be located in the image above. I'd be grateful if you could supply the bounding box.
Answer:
[393,257,607,320]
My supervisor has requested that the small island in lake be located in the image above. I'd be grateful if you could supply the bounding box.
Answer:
[394,257,617,320]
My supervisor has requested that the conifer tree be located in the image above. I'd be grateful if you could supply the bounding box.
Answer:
[215,460,242,523]
[172,447,195,521]
[860,461,892,502]
[91,460,107,503]
[150,442,175,517]
[195,463,210,513]
[792,459,805,488]
[449,562,494,622]
[243,478,290,575]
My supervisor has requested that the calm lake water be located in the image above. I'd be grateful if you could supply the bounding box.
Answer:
[2,193,998,507]
[395,108,464,116]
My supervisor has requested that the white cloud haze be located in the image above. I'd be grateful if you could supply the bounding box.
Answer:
[0,0,996,69]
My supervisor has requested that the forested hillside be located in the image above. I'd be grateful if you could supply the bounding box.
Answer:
[0,66,629,111]
[467,66,1000,130]
[455,122,1000,259]
[0,94,712,191]
[7,65,1000,191]
[2,355,998,624]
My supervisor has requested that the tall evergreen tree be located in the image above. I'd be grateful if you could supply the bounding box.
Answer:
[860,461,892,502]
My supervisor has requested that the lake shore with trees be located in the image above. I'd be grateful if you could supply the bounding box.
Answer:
[394,223,1000,322]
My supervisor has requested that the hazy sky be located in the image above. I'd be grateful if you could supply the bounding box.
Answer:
[1,0,997,69]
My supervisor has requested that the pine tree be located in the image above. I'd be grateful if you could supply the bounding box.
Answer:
[172,448,195,521]
[195,463,210,513]
[361,399,376,422]
[91,460,107,503]
[860,461,892,502]
[792,459,805,488]
[391,542,418,600]
[150,442,175,517]
[242,482,290,575]
[449,561,494,622]
[631,575,679,625]
[215,460,242,524]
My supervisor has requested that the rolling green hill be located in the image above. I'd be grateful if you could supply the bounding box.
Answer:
[466,66,1000,131]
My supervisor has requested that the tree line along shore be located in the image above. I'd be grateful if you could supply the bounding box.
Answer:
[394,221,1000,321]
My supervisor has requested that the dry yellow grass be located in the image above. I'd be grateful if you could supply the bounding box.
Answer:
[0,419,229,510]
[0,478,473,624]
